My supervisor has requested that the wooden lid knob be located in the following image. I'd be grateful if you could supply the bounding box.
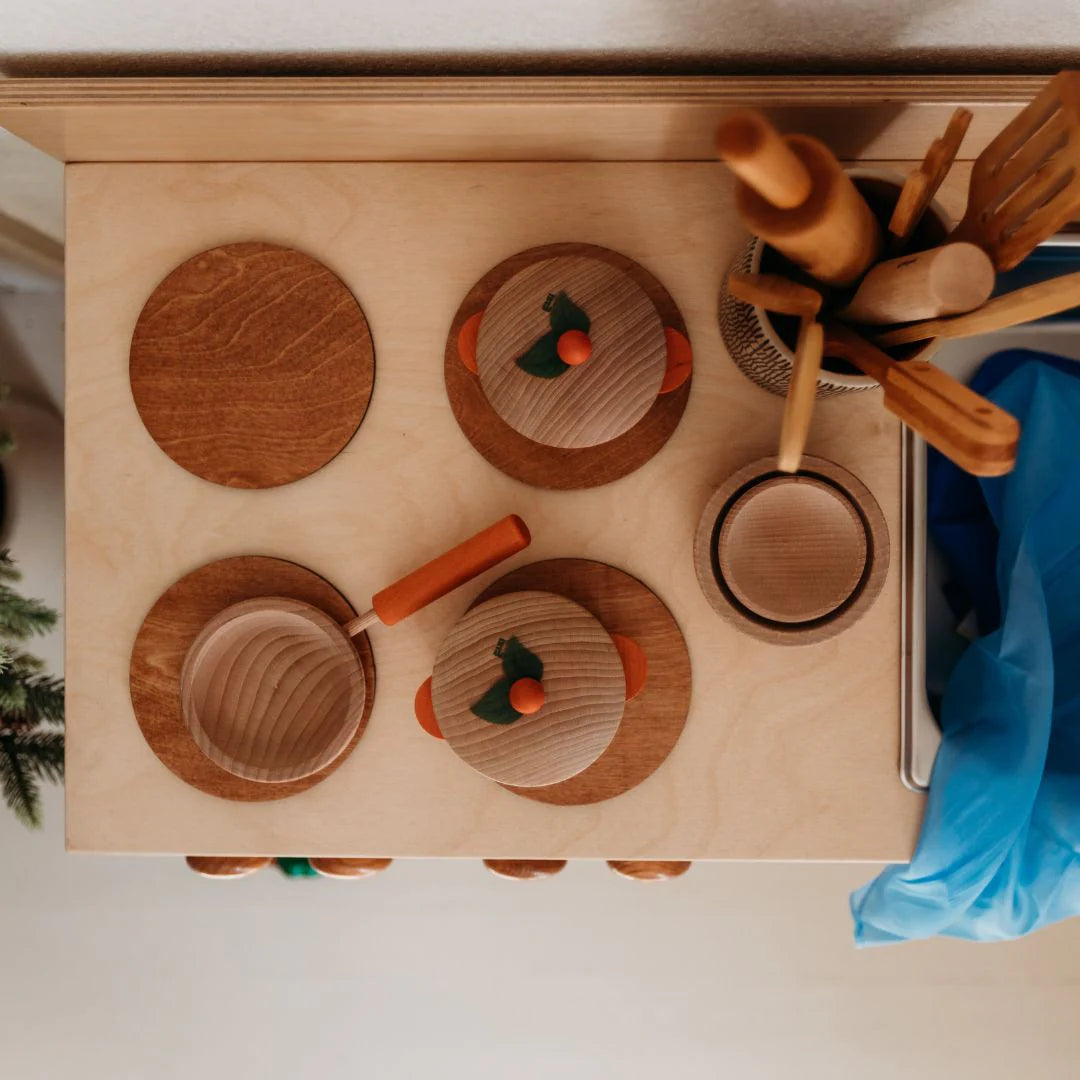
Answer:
[556,329,592,365]
[509,677,545,714]
[185,855,272,878]
[607,860,692,881]
[484,859,567,880]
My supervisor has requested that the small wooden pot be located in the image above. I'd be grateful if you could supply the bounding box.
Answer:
[694,456,889,645]
[718,171,949,398]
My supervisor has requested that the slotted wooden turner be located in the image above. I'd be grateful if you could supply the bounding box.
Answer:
[951,71,1080,270]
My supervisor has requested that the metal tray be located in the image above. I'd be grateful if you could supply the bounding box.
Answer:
[901,238,1080,790]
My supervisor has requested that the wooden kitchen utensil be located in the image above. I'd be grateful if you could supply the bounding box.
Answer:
[726,271,823,318]
[427,590,627,787]
[950,71,1080,270]
[888,107,973,248]
[875,270,1080,346]
[179,514,530,782]
[824,321,1020,477]
[715,110,882,286]
[837,243,995,325]
[777,319,824,473]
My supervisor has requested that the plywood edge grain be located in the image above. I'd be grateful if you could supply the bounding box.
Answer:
[0,75,1050,163]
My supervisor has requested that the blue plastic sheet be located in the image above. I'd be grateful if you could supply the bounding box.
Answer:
[851,357,1080,944]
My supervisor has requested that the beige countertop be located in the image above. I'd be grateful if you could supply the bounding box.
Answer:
[62,156,936,859]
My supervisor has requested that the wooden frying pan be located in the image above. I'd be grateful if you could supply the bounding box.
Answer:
[179,515,531,782]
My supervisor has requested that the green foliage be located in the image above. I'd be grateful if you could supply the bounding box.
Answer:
[0,549,64,829]
[469,637,545,725]
[514,291,591,379]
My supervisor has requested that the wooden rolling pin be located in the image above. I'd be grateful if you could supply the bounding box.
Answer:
[837,243,995,325]
[823,321,1019,477]
[875,271,1080,347]
[716,111,882,287]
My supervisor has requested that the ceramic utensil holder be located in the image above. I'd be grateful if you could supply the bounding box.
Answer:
[718,171,950,398]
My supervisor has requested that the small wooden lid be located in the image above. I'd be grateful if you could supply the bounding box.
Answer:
[717,475,867,624]
[431,590,625,787]
[180,597,366,783]
[475,255,666,449]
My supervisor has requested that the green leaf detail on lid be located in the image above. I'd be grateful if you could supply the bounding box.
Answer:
[470,638,544,725]
[470,678,520,725]
[513,291,590,379]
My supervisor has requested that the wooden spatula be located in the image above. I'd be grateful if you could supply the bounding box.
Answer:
[777,320,824,473]
[950,71,1080,270]
[888,107,972,249]
[727,271,823,317]
[823,321,1019,477]
[874,270,1080,346]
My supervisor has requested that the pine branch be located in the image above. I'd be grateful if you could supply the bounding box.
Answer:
[8,730,64,782]
[0,584,57,641]
[20,675,65,727]
[0,734,43,828]
[0,550,19,584]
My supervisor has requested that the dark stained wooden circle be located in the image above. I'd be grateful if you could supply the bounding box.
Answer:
[470,558,692,806]
[130,556,375,801]
[445,243,691,490]
[130,242,375,488]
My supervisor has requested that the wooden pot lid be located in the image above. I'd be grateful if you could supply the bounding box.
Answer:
[130,242,375,488]
[180,597,367,783]
[475,255,667,449]
[431,590,626,787]
[694,456,890,645]
[129,556,375,802]
[717,476,866,623]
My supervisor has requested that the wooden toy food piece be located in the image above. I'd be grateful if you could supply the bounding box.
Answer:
[837,243,994,325]
[430,591,626,787]
[716,110,882,286]
[186,856,272,878]
[309,858,393,878]
[475,255,668,448]
[607,861,692,881]
[825,321,1020,477]
[483,860,567,879]
[179,515,530,782]
[130,242,374,488]
[950,71,1080,270]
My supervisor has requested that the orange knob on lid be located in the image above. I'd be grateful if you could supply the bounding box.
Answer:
[509,677,545,715]
[557,330,592,366]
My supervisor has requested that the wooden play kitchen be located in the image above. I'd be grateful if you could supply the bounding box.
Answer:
[3,73,1077,869]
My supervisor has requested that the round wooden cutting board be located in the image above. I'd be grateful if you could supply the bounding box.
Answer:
[130,242,375,488]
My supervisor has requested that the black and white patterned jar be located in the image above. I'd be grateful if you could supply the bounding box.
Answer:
[719,170,949,398]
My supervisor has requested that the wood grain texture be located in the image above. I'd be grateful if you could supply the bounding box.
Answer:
[185,855,272,877]
[129,242,374,488]
[67,161,927,860]
[732,134,882,286]
[476,255,666,449]
[951,71,1080,270]
[715,110,813,210]
[473,560,692,807]
[607,860,692,881]
[483,859,567,879]
[309,857,392,878]
[431,591,625,788]
[837,242,993,325]
[130,556,375,802]
[695,457,890,646]
[445,242,690,489]
[0,76,1051,164]
[180,598,367,783]
[717,476,867,623]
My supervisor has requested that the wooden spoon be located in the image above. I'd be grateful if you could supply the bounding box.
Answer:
[180,514,531,782]
[777,319,824,473]
[824,321,1019,477]
[727,271,823,318]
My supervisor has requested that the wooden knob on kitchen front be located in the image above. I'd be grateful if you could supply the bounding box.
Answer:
[483,859,567,880]
[185,855,272,878]
[309,858,392,879]
[607,860,692,881]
